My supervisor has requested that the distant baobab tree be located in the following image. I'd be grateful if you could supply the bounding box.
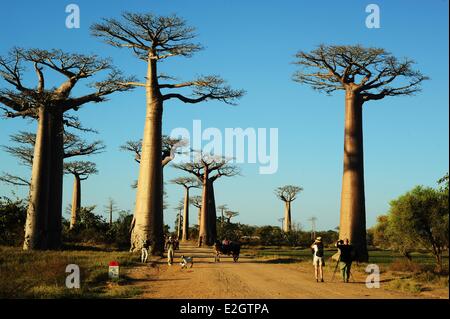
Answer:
[64,161,98,229]
[293,45,427,261]
[174,200,184,239]
[104,197,119,227]
[190,195,202,227]
[224,210,239,223]
[308,216,317,240]
[0,48,132,250]
[278,218,285,230]
[217,204,229,225]
[174,154,240,246]
[171,177,200,241]
[92,12,244,255]
[274,185,303,232]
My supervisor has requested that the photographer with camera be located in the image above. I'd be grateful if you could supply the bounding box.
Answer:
[311,236,325,282]
[335,238,354,283]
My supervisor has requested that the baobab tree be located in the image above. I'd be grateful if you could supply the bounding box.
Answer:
[120,136,184,248]
[0,48,132,250]
[293,45,427,261]
[1,131,104,188]
[171,177,200,241]
[174,154,240,246]
[104,198,119,226]
[92,12,244,254]
[64,161,98,229]
[174,200,184,239]
[274,185,303,232]
[217,204,228,225]
[224,210,239,223]
[190,195,202,227]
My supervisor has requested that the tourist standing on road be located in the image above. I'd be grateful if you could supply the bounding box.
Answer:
[311,236,325,282]
[336,239,354,283]
[165,236,175,265]
[141,238,151,263]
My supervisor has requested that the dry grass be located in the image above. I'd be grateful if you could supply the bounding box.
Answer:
[0,246,142,298]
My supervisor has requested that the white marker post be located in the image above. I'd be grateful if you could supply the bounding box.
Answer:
[108,261,119,280]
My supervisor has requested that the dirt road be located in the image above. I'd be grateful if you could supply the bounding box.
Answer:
[125,244,439,299]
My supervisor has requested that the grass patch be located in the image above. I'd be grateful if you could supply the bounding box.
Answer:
[386,278,423,294]
[0,245,141,299]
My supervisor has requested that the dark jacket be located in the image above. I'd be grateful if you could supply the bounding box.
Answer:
[337,244,353,263]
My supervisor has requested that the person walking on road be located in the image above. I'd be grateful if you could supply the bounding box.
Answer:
[165,236,175,266]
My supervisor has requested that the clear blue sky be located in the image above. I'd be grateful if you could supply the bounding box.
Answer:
[0,0,448,231]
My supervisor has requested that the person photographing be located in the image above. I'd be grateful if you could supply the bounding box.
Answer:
[311,236,325,282]
[335,238,354,283]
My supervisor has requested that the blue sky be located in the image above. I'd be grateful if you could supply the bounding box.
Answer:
[0,0,448,231]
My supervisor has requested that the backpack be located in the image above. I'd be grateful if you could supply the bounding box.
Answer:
[315,243,324,258]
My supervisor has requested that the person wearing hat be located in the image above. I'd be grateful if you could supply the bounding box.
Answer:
[311,236,325,282]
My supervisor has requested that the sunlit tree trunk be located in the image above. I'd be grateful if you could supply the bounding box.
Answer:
[283,201,291,232]
[23,106,50,250]
[131,56,164,255]
[199,171,209,247]
[182,187,190,241]
[339,89,368,261]
[69,175,81,230]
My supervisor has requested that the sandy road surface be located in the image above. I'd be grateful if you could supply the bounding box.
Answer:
[125,244,440,299]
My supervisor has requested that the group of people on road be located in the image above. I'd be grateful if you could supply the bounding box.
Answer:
[140,235,180,265]
[311,237,354,283]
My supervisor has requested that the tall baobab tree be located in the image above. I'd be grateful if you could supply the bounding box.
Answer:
[274,185,303,232]
[174,154,240,246]
[190,195,202,227]
[120,136,184,247]
[0,48,132,250]
[171,177,200,241]
[224,210,239,223]
[64,161,98,229]
[92,12,244,254]
[293,45,427,261]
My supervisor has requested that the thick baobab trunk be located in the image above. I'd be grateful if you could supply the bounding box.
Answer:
[23,106,50,250]
[131,57,164,255]
[199,172,209,247]
[47,109,64,249]
[176,212,182,238]
[69,175,81,230]
[283,201,291,232]
[207,180,217,245]
[182,187,190,241]
[339,90,368,262]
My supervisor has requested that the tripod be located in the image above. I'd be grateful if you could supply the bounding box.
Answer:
[331,258,355,283]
